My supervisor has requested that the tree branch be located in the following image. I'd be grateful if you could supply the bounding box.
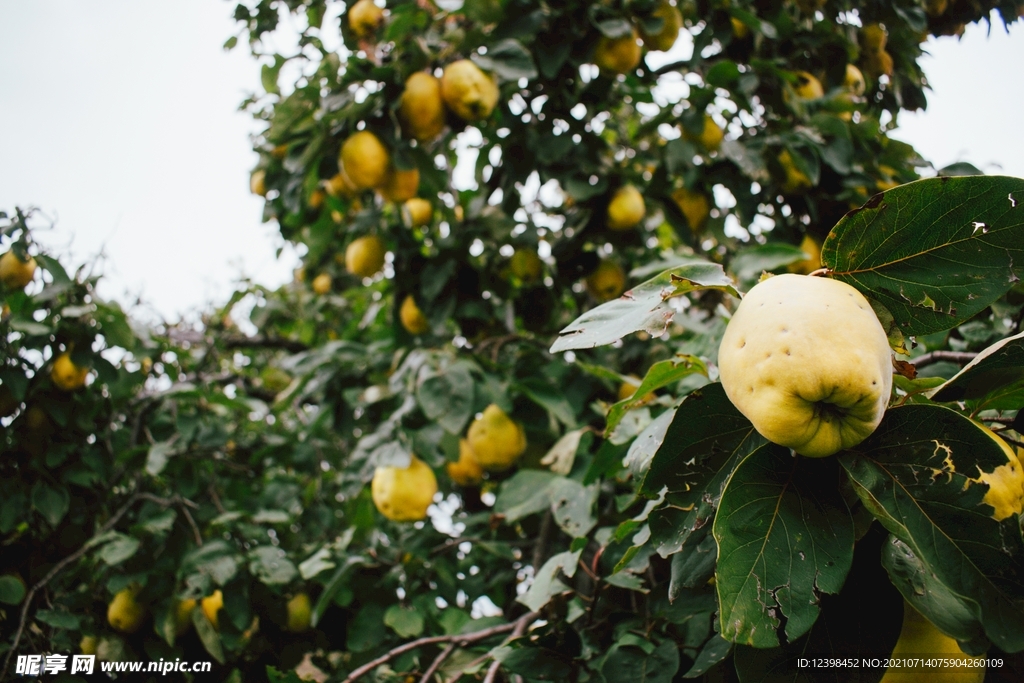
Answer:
[481,611,535,683]
[222,335,309,353]
[341,612,539,683]
[418,643,455,683]
[910,351,977,367]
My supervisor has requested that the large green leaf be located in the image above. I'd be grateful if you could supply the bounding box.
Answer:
[931,329,1024,409]
[714,445,854,648]
[839,404,1024,652]
[824,176,1024,335]
[550,262,739,353]
[604,355,707,436]
[416,362,475,434]
[601,639,679,683]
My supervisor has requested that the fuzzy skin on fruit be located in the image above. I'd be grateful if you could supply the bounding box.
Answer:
[250,169,267,197]
[346,235,386,278]
[683,115,724,151]
[467,404,527,471]
[371,455,438,521]
[441,60,499,122]
[718,274,892,458]
[340,131,390,190]
[606,185,646,231]
[0,251,37,289]
[594,29,642,74]
[399,295,429,335]
[312,273,332,295]
[399,72,446,141]
[793,71,824,99]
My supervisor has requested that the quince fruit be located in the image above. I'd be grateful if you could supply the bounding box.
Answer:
[399,295,429,335]
[844,64,866,95]
[447,439,484,486]
[201,590,223,630]
[731,17,750,39]
[778,149,813,193]
[509,248,543,284]
[403,198,433,227]
[618,375,656,404]
[640,1,682,52]
[441,60,499,122]
[793,71,824,100]
[585,260,626,302]
[348,0,384,39]
[399,72,446,142]
[467,404,527,471]
[371,454,438,522]
[324,171,359,198]
[607,185,646,231]
[312,273,332,295]
[880,602,984,682]
[683,115,724,151]
[51,352,89,391]
[340,131,390,190]
[250,169,267,196]
[787,234,821,274]
[379,166,420,203]
[971,423,1024,521]
[671,187,710,232]
[345,235,386,278]
[0,250,37,289]
[717,274,892,458]
[79,635,98,655]
[594,29,642,74]
[285,592,312,633]
[108,586,145,634]
[174,598,197,636]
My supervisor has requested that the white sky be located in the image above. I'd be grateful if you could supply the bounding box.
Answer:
[0,2,1021,320]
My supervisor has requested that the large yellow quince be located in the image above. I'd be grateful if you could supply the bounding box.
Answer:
[971,423,1024,521]
[201,590,223,630]
[880,602,984,683]
[0,250,37,289]
[340,131,390,190]
[51,352,89,391]
[345,235,386,278]
[399,294,429,335]
[594,29,642,74]
[348,0,384,39]
[446,438,485,486]
[585,260,626,302]
[718,274,892,458]
[793,71,824,100]
[285,592,312,633]
[403,198,433,228]
[683,115,724,152]
[607,185,646,231]
[787,234,821,275]
[371,454,438,522]
[441,60,499,122]
[640,1,682,52]
[379,166,420,203]
[399,72,446,142]
[671,187,710,232]
[467,404,527,471]
[844,64,866,96]
[108,586,145,634]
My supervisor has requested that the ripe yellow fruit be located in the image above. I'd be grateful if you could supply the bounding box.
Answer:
[348,0,383,39]
[793,71,824,100]
[340,131,390,190]
[201,590,223,630]
[671,187,710,232]
[788,235,822,275]
[399,294,429,335]
[446,439,485,486]
[0,250,37,289]
[880,603,984,683]
[79,635,98,655]
[324,171,359,198]
[399,72,446,142]
[403,198,433,227]
[345,235,386,278]
[312,273,332,295]
[467,404,527,471]
[594,29,642,74]
[972,423,1024,521]
[309,188,325,210]
[861,24,887,52]
[718,274,892,458]
[371,454,438,522]
[844,64,866,95]
[51,353,89,392]
[174,598,197,636]
[250,169,267,196]
[640,1,682,52]
[441,60,499,122]
[683,115,724,151]
[108,587,145,634]
[731,17,750,39]
[285,592,312,633]
[607,185,646,231]
[509,248,543,284]
[379,166,420,203]
[618,375,656,404]
[586,260,626,302]
[778,149,813,193]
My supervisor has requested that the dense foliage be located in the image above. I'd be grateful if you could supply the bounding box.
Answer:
[3,0,1024,681]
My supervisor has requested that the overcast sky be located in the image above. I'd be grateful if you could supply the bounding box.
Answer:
[0,2,1021,321]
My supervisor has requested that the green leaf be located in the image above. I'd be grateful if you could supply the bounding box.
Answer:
[97,534,141,566]
[601,639,679,683]
[472,39,537,82]
[0,575,26,605]
[31,482,69,527]
[825,176,1024,335]
[348,603,388,652]
[551,262,739,353]
[298,547,336,580]
[494,470,558,522]
[605,355,707,436]
[248,546,298,586]
[35,609,80,629]
[182,541,240,585]
[729,243,807,289]
[931,329,1024,409]
[517,376,576,427]
[839,404,1024,652]
[145,440,176,476]
[261,55,286,95]
[713,445,854,648]
[384,603,425,637]
[517,550,580,612]
[497,646,572,680]
[550,478,598,538]
[192,606,225,664]
[416,363,475,434]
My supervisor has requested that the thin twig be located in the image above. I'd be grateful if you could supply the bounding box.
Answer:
[910,351,977,367]
[481,612,535,683]
[222,335,309,353]
[418,643,455,683]
[180,503,203,547]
